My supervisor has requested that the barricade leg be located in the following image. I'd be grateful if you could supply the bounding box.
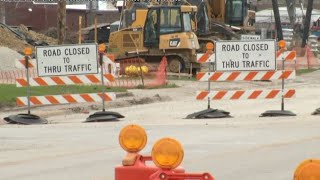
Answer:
[85,49,125,122]
[312,107,320,115]
[3,51,47,125]
[186,45,231,119]
[260,45,296,117]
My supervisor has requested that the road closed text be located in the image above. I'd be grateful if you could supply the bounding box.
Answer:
[222,60,271,69]
[42,47,91,57]
[44,64,93,74]
[221,43,269,52]
[36,44,98,77]
[215,40,276,71]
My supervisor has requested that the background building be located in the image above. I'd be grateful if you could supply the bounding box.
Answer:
[3,1,120,32]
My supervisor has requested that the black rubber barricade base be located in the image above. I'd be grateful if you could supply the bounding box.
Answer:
[186,108,232,119]
[85,111,125,122]
[312,108,320,115]
[260,110,296,117]
[3,114,48,125]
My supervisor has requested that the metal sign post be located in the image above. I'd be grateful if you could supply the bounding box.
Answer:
[207,61,211,109]
[186,43,231,119]
[100,51,106,112]
[136,43,145,87]
[4,48,48,125]
[281,54,285,111]
[260,40,296,117]
[26,55,31,115]
[86,44,125,122]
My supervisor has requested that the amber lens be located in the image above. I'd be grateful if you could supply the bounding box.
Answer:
[24,48,33,56]
[98,44,106,53]
[278,40,286,49]
[119,124,147,153]
[206,42,214,50]
[294,159,320,180]
[152,138,184,169]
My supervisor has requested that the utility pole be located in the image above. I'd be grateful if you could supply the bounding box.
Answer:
[0,1,5,24]
[301,0,314,47]
[271,0,283,40]
[58,0,67,44]
[286,0,296,28]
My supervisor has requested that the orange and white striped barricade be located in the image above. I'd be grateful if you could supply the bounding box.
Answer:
[276,50,296,61]
[188,40,297,118]
[17,93,116,106]
[276,50,296,70]
[15,58,37,69]
[196,70,296,81]
[16,74,115,87]
[104,54,120,78]
[4,44,124,125]
[196,89,295,100]
[197,52,215,63]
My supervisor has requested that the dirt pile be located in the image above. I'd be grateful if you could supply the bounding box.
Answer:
[0,24,58,53]
[0,27,30,53]
[17,25,58,45]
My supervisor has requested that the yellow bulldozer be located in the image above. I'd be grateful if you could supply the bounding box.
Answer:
[108,3,200,73]
[108,0,255,72]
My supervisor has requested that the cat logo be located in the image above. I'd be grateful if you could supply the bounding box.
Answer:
[169,39,181,47]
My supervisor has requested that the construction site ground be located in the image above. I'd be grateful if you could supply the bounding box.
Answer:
[0,69,319,180]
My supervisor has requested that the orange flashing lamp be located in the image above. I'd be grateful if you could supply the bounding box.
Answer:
[278,40,286,49]
[206,42,214,50]
[98,44,106,53]
[152,138,184,169]
[119,124,147,153]
[24,48,33,56]
[294,159,320,180]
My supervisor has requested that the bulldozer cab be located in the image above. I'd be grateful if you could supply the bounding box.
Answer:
[143,6,197,47]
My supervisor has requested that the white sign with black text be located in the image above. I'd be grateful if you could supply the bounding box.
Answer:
[215,40,276,71]
[36,44,98,77]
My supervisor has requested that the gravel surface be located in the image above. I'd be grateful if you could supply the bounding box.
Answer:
[0,47,24,71]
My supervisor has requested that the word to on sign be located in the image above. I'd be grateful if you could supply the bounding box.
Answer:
[36,44,98,77]
[215,40,276,71]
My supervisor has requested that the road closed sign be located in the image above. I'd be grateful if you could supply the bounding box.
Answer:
[36,44,98,77]
[215,40,276,71]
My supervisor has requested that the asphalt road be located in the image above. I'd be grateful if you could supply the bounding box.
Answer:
[0,71,319,180]
[0,112,319,180]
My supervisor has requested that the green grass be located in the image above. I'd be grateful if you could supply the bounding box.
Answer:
[167,76,197,81]
[135,83,179,89]
[0,84,127,105]
[297,68,319,75]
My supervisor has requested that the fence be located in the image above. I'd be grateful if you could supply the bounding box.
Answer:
[0,55,168,88]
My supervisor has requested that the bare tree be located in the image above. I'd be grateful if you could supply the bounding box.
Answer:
[0,1,5,24]
[57,0,66,44]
